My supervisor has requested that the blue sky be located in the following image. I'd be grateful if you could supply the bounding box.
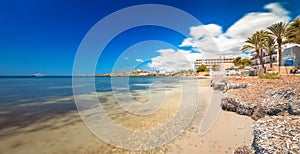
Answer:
[0,0,299,75]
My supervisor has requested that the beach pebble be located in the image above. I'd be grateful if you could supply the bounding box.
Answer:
[233,145,254,154]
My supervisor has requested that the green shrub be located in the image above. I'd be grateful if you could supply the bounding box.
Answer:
[258,72,280,79]
[233,57,252,69]
[197,65,209,72]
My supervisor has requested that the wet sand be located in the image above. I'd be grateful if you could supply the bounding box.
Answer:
[0,79,253,154]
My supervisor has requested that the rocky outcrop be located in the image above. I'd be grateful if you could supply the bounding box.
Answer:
[211,79,227,91]
[234,145,255,154]
[211,79,250,92]
[222,77,300,153]
[228,82,249,89]
[221,97,256,116]
[252,116,300,154]
[221,88,300,120]
[261,88,296,115]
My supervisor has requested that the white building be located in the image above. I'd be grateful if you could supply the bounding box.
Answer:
[194,57,234,71]
[282,46,300,66]
[250,44,300,69]
[250,50,278,70]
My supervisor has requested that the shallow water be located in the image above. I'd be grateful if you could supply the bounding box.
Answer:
[0,76,230,154]
[0,76,186,130]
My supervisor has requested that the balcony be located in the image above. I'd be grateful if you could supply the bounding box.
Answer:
[263,54,277,58]
[250,56,257,59]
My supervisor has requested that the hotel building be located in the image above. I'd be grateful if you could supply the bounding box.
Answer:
[250,44,300,70]
[250,50,278,70]
[194,57,235,71]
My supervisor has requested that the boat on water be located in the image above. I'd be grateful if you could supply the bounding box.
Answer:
[30,73,46,77]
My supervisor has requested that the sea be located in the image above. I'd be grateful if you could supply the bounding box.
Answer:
[0,76,218,153]
[0,76,189,130]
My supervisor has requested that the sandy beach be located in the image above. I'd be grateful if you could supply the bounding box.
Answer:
[166,110,253,154]
[0,78,253,154]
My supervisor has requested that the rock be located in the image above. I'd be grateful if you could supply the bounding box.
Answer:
[226,76,300,105]
[251,107,265,121]
[213,82,226,91]
[234,145,254,154]
[221,97,237,112]
[288,99,300,115]
[229,83,249,89]
[222,87,299,120]
[261,88,296,115]
[236,103,255,116]
[237,84,246,88]
[221,97,256,116]
[252,116,300,153]
[211,79,250,92]
[220,77,300,153]
[211,79,227,91]
[228,83,237,89]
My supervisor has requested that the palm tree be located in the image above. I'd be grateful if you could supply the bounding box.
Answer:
[267,22,290,72]
[242,30,268,73]
[287,17,300,44]
[262,36,277,70]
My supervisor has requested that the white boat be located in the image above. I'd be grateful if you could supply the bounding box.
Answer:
[31,73,46,77]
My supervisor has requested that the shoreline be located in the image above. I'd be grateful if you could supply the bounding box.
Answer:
[0,78,254,153]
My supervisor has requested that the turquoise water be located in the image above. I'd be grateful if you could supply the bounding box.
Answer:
[0,76,185,131]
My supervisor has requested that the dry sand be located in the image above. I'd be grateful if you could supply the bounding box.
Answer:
[0,79,253,154]
[166,111,253,154]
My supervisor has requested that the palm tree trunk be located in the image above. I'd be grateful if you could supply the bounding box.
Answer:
[258,49,266,74]
[269,54,273,71]
[278,40,282,73]
[260,56,266,73]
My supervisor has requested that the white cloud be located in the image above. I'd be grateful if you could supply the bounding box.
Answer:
[147,49,201,72]
[226,3,290,39]
[189,24,223,39]
[179,2,290,57]
[136,58,144,62]
[264,3,289,17]
[146,2,291,72]
[124,57,128,60]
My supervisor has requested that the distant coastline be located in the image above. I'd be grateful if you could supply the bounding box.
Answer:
[0,69,199,77]
[91,69,196,77]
